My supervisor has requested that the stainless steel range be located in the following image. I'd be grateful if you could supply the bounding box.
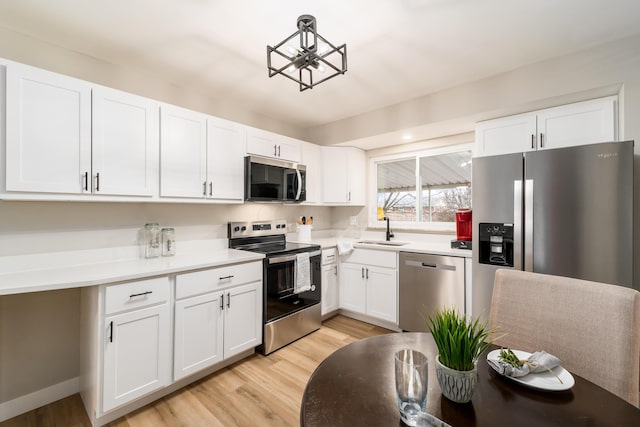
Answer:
[228,220,322,354]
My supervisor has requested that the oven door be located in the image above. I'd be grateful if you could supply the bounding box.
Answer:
[264,252,321,323]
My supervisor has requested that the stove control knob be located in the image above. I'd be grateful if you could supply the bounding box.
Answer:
[241,226,247,231]
[233,226,240,232]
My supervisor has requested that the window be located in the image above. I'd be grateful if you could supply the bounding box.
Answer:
[372,146,472,230]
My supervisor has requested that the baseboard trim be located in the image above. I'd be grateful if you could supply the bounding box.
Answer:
[0,377,79,422]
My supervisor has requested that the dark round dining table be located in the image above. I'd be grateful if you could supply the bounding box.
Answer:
[300,332,640,426]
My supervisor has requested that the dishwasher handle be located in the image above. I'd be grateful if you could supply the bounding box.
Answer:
[405,259,457,271]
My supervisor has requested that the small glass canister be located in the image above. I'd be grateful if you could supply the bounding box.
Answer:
[144,223,161,258]
[161,227,176,257]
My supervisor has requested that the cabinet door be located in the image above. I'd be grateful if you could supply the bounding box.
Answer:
[174,291,224,381]
[6,62,91,193]
[321,147,349,203]
[537,96,616,150]
[160,105,207,198]
[206,117,245,201]
[365,266,397,323]
[246,127,301,162]
[223,282,262,358]
[321,263,339,315]
[300,141,322,203]
[338,263,366,314]
[103,303,171,412]
[346,147,366,205]
[92,87,159,196]
[475,113,536,157]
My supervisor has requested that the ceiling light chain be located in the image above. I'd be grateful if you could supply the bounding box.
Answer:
[267,15,347,91]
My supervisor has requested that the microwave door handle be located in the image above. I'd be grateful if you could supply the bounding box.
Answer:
[295,169,302,200]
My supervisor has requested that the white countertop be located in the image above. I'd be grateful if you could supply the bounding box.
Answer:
[299,237,473,258]
[0,246,264,296]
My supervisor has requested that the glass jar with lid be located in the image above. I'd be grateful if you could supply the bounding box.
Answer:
[161,227,176,256]
[144,223,161,258]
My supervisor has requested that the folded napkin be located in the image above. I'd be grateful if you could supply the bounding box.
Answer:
[413,411,452,427]
[488,351,561,378]
[336,240,354,255]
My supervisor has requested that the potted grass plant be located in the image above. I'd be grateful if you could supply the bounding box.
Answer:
[425,307,495,403]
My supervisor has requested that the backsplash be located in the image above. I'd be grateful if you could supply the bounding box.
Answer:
[0,201,342,257]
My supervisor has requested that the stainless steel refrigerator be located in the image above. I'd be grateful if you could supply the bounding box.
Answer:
[471,140,634,319]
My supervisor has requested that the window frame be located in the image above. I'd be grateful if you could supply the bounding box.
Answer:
[368,143,474,232]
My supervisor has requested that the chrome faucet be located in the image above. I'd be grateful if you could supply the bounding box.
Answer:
[383,216,394,241]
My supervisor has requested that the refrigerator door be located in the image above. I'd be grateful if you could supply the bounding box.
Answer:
[524,141,633,287]
[471,153,523,319]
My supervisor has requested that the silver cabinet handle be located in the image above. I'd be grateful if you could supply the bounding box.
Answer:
[227,292,230,308]
[219,275,234,281]
[361,267,364,278]
[531,134,535,150]
[540,133,544,148]
[220,294,224,310]
[209,182,213,196]
[203,181,207,196]
[274,144,278,156]
[83,172,89,191]
[108,321,113,343]
[277,145,281,157]
[366,268,369,279]
[129,290,152,298]
[96,172,100,192]
[334,266,337,275]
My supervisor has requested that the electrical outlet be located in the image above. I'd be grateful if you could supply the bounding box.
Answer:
[349,216,358,226]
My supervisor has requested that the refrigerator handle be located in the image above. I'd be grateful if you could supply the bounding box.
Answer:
[524,179,534,272]
[513,180,523,270]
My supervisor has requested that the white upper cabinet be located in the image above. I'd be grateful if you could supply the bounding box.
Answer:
[160,105,207,198]
[475,112,537,157]
[300,141,322,203]
[536,96,616,150]
[92,87,159,197]
[6,62,91,194]
[321,146,366,205]
[246,126,301,162]
[160,107,245,201]
[475,96,617,157]
[206,117,245,201]
[5,61,159,197]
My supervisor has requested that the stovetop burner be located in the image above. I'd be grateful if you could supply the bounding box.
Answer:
[228,220,320,256]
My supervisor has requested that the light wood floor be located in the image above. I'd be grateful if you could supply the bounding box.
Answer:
[0,315,392,427]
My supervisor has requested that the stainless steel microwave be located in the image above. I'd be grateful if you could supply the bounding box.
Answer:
[245,156,306,202]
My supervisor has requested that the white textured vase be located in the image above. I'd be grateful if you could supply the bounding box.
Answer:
[435,355,478,403]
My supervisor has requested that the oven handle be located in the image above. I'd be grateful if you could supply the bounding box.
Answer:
[268,250,321,264]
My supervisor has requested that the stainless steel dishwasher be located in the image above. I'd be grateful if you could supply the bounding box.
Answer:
[399,252,465,332]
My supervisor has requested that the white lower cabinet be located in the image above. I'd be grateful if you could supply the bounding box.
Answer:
[173,262,262,381]
[99,277,172,414]
[103,302,171,412]
[339,249,398,324]
[80,261,262,425]
[321,248,339,315]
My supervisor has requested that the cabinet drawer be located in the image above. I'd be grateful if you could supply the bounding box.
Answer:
[322,248,337,265]
[340,248,397,269]
[176,261,262,300]
[105,276,170,315]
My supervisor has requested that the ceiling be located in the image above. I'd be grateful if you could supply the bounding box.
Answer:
[1,0,640,148]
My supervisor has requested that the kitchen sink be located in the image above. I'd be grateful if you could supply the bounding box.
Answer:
[356,240,410,246]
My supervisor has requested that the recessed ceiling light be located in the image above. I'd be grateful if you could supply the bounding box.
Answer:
[402,134,412,141]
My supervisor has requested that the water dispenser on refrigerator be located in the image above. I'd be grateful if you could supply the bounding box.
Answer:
[478,223,514,267]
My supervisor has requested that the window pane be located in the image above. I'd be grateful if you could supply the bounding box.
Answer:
[376,159,416,222]
[419,151,472,223]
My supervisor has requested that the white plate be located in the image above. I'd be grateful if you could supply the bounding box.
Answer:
[486,349,575,391]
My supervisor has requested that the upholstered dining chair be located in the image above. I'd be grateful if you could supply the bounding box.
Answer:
[489,269,640,407]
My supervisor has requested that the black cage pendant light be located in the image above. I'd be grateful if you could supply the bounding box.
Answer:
[267,15,347,91]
